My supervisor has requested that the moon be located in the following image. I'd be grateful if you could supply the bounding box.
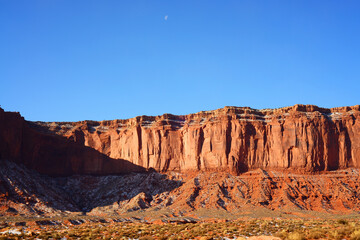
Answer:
[164,15,168,21]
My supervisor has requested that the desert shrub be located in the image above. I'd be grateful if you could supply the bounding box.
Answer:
[82,236,93,240]
[338,219,348,225]
[139,235,154,240]
[351,229,360,240]
[286,231,306,240]
[336,225,354,239]
[228,225,238,232]
[307,228,325,239]
[275,230,288,239]
[199,236,213,240]
[168,236,182,240]
[329,230,344,240]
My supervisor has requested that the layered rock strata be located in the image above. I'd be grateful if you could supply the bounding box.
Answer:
[1,105,360,176]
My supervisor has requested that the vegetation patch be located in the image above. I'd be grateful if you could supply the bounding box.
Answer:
[1,218,360,239]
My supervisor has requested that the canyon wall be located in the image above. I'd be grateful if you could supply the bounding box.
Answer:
[1,105,360,176]
[0,108,145,176]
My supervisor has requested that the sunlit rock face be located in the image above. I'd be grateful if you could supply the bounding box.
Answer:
[1,104,360,176]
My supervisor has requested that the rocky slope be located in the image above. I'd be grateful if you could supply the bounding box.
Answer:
[2,104,359,176]
[1,160,360,218]
[0,160,80,216]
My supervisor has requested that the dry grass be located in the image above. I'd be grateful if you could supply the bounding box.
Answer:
[1,219,360,239]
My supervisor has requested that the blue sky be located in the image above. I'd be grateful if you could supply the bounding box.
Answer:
[1,1,359,121]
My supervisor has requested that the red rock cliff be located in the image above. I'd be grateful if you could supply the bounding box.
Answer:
[1,105,360,176]
[0,108,145,176]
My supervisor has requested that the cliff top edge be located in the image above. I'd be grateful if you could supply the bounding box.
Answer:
[1,104,359,124]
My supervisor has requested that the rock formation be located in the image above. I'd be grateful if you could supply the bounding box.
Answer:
[0,108,145,176]
[1,104,360,176]
[2,160,360,217]
[1,105,360,218]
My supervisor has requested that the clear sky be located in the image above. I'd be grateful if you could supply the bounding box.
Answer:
[1,1,359,121]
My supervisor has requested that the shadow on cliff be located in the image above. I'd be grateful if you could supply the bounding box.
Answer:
[0,121,183,214]
[20,122,147,176]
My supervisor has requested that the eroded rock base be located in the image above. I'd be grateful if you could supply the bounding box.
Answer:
[1,160,360,218]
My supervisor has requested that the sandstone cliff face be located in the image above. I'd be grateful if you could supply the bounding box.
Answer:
[0,108,145,176]
[1,105,360,176]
